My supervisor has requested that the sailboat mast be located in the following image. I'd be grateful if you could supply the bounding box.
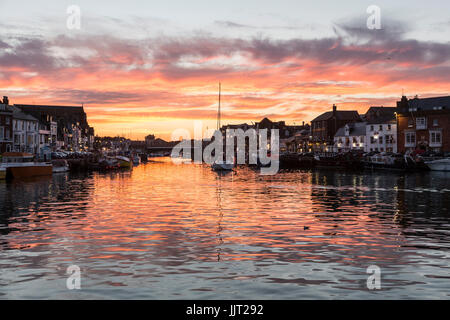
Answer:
[217,82,221,130]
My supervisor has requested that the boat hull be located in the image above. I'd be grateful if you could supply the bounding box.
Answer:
[53,166,69,173]
[212,162,234,171]
[7,165,53,178]
[118,160,133,168]
[425,159,450,171]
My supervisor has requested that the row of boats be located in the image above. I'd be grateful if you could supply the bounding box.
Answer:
[279,152,450,172]
[209,151,450,173]
[0,152,147,180]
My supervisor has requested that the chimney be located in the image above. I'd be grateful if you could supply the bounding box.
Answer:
[332,104,337,115]
[2,96,9,105]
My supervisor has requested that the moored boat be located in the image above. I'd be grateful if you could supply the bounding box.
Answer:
[363,153,416,171]
[116,156,133,168]
[1,152,52,178]
[212,160,234,172]
[51,159,70,173]
[314,152,363,170]
[132,155,141,166]
[424,158,450,171]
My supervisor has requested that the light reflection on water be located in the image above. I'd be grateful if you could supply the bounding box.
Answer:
[0,157,449,299]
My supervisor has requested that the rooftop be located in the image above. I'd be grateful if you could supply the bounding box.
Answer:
[312,110,360,122]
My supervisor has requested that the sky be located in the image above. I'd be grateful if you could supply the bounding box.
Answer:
[1,0,450,140]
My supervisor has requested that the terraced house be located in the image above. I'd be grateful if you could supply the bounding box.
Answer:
[12,106,39,154]
[396,95,450,153]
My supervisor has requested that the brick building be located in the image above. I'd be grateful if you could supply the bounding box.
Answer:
[311,104,361,151]
[396,95,450,153]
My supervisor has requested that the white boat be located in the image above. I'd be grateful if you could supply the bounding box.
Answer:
[51,159,70,173]
[425,158,450,171]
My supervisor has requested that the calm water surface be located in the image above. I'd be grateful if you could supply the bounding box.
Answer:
[0,157,449,299]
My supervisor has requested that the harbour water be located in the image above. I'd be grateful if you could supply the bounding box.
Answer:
[0,157,449,299]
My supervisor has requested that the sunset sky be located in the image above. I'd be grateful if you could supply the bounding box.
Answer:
[1,0,450,140]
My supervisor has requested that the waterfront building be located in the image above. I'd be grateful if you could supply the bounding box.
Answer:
[15,104,95,151]
[12,106,39,154]
[282,128,312,153]
[0,97,13,154]
[396,95,450,153]
[311,104,361,152]
[364,107,397,153]
[333,122,366,152]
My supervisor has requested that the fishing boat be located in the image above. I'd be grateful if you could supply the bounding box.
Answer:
[314,152,363,170]
[363,153,416,171]
[0,167,6,180]
[116,156,133,168]
[424,158,450,171]
[211,82,234,172]
[1,152,52,178]
[51,159,70,173]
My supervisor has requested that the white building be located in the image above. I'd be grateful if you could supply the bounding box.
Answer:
[334,122,366,152]
[365,119,397,153]
[12,106,39,154]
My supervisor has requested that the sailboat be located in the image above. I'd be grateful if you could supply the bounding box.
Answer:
[211,83,234,172]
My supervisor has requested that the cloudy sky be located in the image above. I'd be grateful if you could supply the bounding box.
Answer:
[1,0,450,139]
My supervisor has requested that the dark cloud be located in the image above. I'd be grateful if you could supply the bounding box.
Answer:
[1,17,450,83]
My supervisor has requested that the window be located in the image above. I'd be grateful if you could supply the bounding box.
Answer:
[0,126,4,140]
[370,125,374,131]
[5,117,10,125]
[379,136,383,144]
[416,117,426,129]
[5,129,10,139]
[405,132,416,146]
[387,124,391,131]
[433,119,438,126]
[379,125,383,131]
[371,136,375,144]
[430,131,442,146]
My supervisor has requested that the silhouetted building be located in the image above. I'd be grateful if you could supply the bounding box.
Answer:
[311,104,360,151]
[0,97,13,153]
[14,104,94,151]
